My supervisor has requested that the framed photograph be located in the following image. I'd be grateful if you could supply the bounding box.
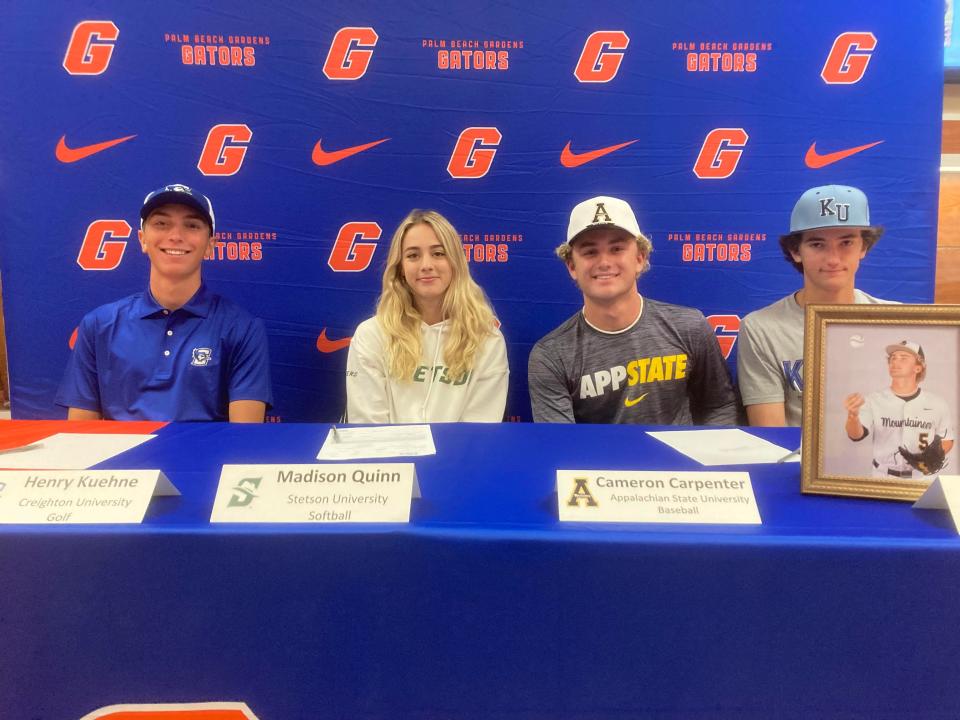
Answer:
[801,304,960,501]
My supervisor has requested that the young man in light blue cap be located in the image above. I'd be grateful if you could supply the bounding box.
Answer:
[737,185,894,426]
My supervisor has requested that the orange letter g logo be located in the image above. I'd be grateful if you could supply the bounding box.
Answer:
[574,31,629,83]
[821,32,876,84]
[323,27,378,80]
[63,21,119,75]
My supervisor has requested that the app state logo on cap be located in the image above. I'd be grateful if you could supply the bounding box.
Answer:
[591,203,613,224]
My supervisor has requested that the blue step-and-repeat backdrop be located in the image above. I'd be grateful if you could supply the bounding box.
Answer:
[0,1,944,421]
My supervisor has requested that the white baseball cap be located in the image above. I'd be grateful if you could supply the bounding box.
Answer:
[567,196,642,244]
[885,340,925,361]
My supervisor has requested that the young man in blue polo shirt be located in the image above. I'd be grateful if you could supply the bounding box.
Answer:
[57,183,272,422]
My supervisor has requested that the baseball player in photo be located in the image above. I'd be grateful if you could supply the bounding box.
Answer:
[844,341,954,479]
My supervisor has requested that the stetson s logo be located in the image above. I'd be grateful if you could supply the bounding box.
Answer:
[63,20,119,75]
[324,27,378,80]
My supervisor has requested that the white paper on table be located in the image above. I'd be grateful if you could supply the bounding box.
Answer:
[317,424,436,460]
[0,433,157,470]
[646,428,800,466]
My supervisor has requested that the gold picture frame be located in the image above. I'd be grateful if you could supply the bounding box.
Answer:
[801,304,960,501]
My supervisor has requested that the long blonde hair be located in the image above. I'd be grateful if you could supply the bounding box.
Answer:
[376,209,497,380]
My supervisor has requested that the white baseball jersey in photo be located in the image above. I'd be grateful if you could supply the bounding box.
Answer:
[857,388,952,477]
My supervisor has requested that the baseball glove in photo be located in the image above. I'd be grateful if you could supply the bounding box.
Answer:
[899,435,946,475]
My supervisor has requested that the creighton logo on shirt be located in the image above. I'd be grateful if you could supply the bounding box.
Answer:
[191,347,213,366]
[580,354,688,404]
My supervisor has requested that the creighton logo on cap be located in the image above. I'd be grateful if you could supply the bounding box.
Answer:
[140,181,216,234]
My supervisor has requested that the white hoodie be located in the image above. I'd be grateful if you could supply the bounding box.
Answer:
[346,317,509,423]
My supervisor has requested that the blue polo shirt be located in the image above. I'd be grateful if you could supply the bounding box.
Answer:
[56,284,273,421]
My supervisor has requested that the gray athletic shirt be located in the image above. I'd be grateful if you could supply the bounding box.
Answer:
[528,298,738,424]
[737,289,891,426]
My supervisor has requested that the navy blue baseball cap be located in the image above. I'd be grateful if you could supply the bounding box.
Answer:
[789,185,871,233]
[140,183,215,234]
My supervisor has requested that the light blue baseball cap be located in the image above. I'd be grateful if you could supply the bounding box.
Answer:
[789,185,871,233]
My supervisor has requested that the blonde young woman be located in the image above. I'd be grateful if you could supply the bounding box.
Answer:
[346,210,508,423]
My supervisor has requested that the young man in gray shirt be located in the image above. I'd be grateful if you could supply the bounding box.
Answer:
[528,196,737,425]
[737,185,891,427]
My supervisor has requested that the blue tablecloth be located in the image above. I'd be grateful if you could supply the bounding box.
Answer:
[2,422,958,720]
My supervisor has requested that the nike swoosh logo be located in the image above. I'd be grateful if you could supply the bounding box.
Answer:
[316,329,352,353]
[55,134,136,163]
[624,393,649,408]
[560,139,638,168]
[312,137,390,166]
[804,140,883,169]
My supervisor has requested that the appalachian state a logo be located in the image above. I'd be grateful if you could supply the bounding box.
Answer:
[567,477,598,507]
[591,203,612,224]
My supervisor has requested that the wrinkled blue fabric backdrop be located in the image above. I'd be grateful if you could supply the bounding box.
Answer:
[0,1,943,421]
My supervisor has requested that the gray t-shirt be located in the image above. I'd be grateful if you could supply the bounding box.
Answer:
[737,289,891,426]
[528,298,738,425]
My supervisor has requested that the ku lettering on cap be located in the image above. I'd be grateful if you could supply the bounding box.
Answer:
[885,340,925,361]
[140,183,216,234]
[566,195,642,244]
[789,184,872,233]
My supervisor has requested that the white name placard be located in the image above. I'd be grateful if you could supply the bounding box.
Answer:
[0,470,178,524]
[557,470,761,524]
[210,463,418,523]
[914,474,960,534]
